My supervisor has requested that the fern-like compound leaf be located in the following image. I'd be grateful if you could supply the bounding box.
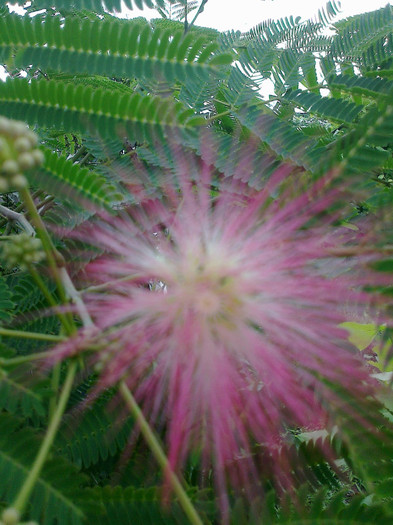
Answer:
[83,485,213,525]
[0,276,14,323]
[0,14,232,84]
[0,79,205,142]
[28,148,125,211]
[331,74,393,100]
[283,89,363,124]
[235,104,316,170]
[331,5,393,65]
[55,404,133,468]
[232,487,393,524]
[0,413,88,525]
[28,0,163,11]
[0,366,48,419]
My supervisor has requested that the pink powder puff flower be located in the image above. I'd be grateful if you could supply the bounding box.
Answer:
[52,152,388,513]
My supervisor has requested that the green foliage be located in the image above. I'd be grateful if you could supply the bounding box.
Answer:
[83,486,187,524]
[4,273,60,350]
[283,90,363,125]
[0,363,48,419]
[331,5,393,67]
[232,487,393,524]
[0,13,232,82]
[1,2,393,524]
[330,74,393,100]
[0,276,14,322]
[235,104,317,170]
[83,485,215,525]
[0,413,88,525]
[154,0,199,22]
[55,404,133,468]
[28,148,124,210]
[28,0,164,11]
[0,79,204,141]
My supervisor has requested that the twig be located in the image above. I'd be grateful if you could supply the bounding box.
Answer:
[59,267,94,328]
[0,203,35,236]
[187,0,209,32]
[12,362,77,516]
[120,382,204,525]
[67,145,87,163]
[0,326,65,342]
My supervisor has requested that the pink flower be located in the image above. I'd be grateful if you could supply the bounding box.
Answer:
[53,146,387,511]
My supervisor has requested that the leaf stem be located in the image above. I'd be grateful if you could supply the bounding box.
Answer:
[12,361,78,515]
[28,265,73,333]
[0,350,55,366]
[205,110,231,123]
[0,203,35,236]
[19,187,70,311]
[19,187,77,334]
[0,326,65,342]
[187,0,209,32]
[49,362,61,421]
[119,381,204,525]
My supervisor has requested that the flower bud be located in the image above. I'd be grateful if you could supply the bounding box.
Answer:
[31,149,44,166]
[1,159,19,175]
[2,233,45,270]
[0,136,8,153]
[1,508,20,525]
[0,117,43,189]
[0,178,9,192]
[25,130,38,147]
[7,121,27,137]
[10,174,28,189]
[0,116,9,133]
[17,152,35,170]
[14,136,32,153]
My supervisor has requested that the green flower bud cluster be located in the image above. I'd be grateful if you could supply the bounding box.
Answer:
[0,508,38,525]
[0,116,44,192]
[2,233,45,270]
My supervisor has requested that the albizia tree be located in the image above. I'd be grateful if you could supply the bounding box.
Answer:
[1,3,393,524]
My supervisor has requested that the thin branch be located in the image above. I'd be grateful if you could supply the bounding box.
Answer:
[28,265,73,333]
[0,350,58,366]
[0,203,35,236]
[59,268,94,328]
[0,326,65,342]
[119,382,204,525]
[11,362,77,516]
[205,109,231,123]
[188,0,209,32]
[67,145,87,163]
[183,0,189,33]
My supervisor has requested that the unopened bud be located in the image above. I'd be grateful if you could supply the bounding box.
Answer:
[0,137,7,152]
[0,178,8,192]
[2,233,45,270]
[31,149,44,166]
[0,116,9,132]
[0,117,43,189]
[7,121,27,137]
[1,508,20,525]
[10,174,28,189]
[17,152,35,170]
[1,159,19,175]
[14,136,32,153]
[25,130,38,147]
